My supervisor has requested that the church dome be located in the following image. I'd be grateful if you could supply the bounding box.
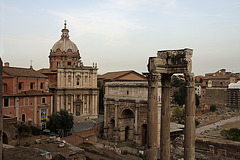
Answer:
[52,22,78,53]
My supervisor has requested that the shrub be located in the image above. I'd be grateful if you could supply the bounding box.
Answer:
[195,120,200,126]
[220,128,240,141]
[30,126,41,136]
[210,105,216,112]
[24,142,31,147]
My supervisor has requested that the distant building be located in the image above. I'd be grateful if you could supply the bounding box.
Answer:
[2,63,53,128]
[100,70,161,146]
[227,81,240,108]
[39,22,98,120]
[195,84,201,97]
[198,69,239,109]
[98,70,147,112]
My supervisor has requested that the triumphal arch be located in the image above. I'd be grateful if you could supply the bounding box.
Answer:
[147,48,195,160]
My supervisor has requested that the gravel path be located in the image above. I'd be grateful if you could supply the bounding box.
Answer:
[196,115,240,135]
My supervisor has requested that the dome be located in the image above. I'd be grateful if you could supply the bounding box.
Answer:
[52,22,78,53]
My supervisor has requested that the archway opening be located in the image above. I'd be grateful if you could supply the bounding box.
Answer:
[121,109,134,118]
[125,126,130,141]
[110,119,115,129]
[3,132,8,144]
[22,114,26,122]
[141,124,147,146]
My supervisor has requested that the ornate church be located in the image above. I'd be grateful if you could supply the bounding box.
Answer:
[40,22,98,120]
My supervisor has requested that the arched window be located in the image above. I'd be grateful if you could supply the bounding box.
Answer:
[76,75,80,85]
[22,114,26,122]
[68,75,71,83]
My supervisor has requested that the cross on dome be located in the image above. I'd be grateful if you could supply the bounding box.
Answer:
[64,20,67,29]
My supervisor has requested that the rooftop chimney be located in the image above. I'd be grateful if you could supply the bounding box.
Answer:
[4,62,9,67]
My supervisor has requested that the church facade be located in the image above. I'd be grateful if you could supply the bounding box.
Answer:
[41,22,98,120]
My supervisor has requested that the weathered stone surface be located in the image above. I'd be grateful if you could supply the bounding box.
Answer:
[147,48,195,160]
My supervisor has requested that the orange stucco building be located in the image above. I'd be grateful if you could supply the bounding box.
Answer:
[2,63,53,128]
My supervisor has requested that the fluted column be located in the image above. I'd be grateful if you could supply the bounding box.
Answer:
[160,73,172,160]
[184,73,195,160]
[146,73,159,160]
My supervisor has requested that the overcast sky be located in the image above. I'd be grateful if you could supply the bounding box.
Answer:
[1,0,240,75]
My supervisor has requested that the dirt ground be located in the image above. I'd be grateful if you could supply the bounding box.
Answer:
[196,108,239,127]
[197,120,240,143]
[3,135,143,160]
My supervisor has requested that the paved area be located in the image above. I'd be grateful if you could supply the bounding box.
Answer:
[72,114,103,133]
[196,115,240,135]
[3,144,15,149]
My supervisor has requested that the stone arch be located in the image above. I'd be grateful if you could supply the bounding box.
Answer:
[109,119,115,129]
[3,132,8,144]
[108,119,115,139]
[119,109,134,141]
[141,124,147,146]
[121,109,134,118]
[125,126,130,141]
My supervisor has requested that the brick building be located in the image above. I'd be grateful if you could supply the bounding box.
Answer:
[196,69,240,108]
[2,63,53,128]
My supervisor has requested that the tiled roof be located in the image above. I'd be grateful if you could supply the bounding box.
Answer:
[3,67,47,78]
[38,68,56,74]
[98,70,139,80]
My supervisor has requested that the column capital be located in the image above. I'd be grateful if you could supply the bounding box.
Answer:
[147,73,160,84]
[161,73,172,87]
[185,73,195,87]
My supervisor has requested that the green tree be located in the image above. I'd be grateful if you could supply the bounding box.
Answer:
[210,105,216,112]
[221,128,240,141]
[173,82,186,107]
[172,107,185,124]
[171,75,184,87]
[47,110,73,137]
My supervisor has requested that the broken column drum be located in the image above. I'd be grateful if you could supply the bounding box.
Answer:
[147,48,195,160]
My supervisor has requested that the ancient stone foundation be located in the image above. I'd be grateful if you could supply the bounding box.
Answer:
[147,49,195,160]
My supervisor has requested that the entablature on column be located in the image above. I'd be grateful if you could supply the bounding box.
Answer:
[148,48,193,74]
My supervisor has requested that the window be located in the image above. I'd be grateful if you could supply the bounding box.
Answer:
[127,90,129,95]
[68,75,71,83]
[76,77,80,85]
[42,97,46,104]
[30,82,34,89]
[40,83,44,89]
[18,82,23,90]
[57,61,59,67]
[68,62,71,66]
[22,114,26,122]
[4,98,9,107]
